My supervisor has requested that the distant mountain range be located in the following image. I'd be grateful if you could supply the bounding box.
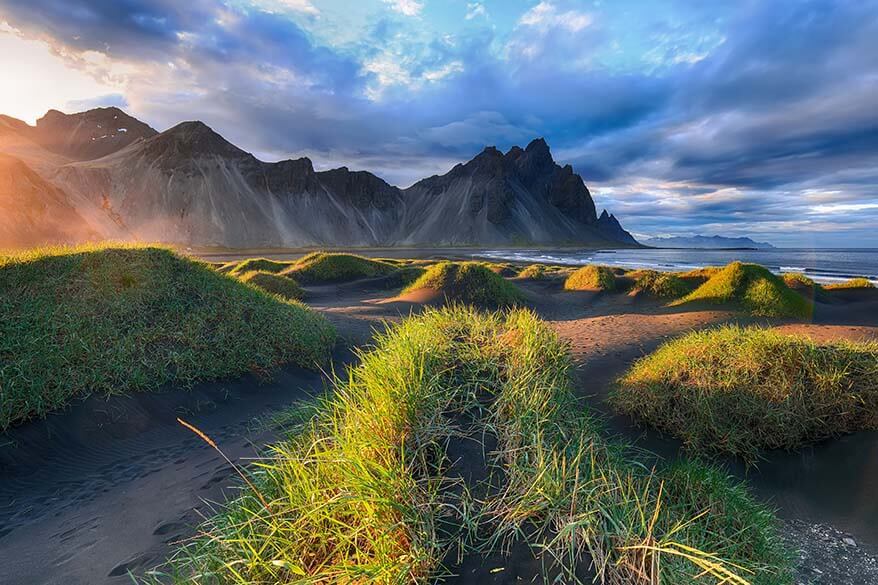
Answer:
[0,107,638,249]
[643,235,775,249]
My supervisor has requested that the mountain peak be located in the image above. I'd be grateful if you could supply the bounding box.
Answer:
[525,137,550,154]
[167,120,218,137]
[149,121,250,160]
[31,106,158,161]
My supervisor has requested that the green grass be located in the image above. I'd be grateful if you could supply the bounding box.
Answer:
[680,266,722,280]
[782,272,829,302]
[628,269,692,299]
[673,262,812,318]
[480,261,519,277]
[384,265,428,288]
[518,263,548,280]
[281,252,396,284]
[226,257,293,276]
[824,277,875,290]
[403,261,523,306]
[781,272,817,289]
[151,307,790,585]
[563,264,616,291]
[613,325,878,461]
[238,270,304,300]
[0,244,335,429]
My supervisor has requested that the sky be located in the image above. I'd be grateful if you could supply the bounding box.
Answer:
[0,0,876,247]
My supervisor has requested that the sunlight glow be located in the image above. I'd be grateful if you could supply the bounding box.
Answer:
[0,25,118,124]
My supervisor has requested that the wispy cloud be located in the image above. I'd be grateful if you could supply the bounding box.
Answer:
[518,1,592,32]
[465,3,487,21]
[383,0,423,17]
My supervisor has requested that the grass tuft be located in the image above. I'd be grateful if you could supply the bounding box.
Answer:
[151,308,790,585]
[824,277,875,290]
[518,263,548,280]
[0,243,335,429]
[403,261,523,306]
[563,264,616,291]
[680,266,722,280]
[238,270,304,300]
[281,252,396,284]
[480,261,519,277]
[628,269,692,299]
[613,325,878,461]
[226,257,293,276]
[673,262,811,318]
[782,272,829,302]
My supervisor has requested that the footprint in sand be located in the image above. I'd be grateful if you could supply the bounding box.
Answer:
[152,521,185,536]
[107,553,151,577]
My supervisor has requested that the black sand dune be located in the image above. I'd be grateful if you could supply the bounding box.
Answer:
[0,363,333,585]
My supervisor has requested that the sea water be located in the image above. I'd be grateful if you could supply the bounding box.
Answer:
[474,247,878,285]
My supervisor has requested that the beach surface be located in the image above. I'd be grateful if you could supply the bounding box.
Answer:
[2,266,878,584]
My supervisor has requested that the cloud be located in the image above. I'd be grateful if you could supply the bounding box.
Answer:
[518,1,592,33]
[465,3,487,21]
[809,203,878,215]
[383,0,423,17]
[258,0,320,15]
[64,92,130,112]
[0,0,876,244]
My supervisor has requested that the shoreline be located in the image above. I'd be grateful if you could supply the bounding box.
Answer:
[184,246,878,286]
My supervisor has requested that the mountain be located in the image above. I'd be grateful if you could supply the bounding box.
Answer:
[644,235,775,249]
[30,107,158,161]
[400,139,636,245]
[0,107,639,249]
[54,121,407,246]
[0,154,98,248]
[0,114,72,175]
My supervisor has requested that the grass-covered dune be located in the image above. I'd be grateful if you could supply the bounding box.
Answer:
[563,264,616,291]
[613,326,878,461]
[224,257,292,276]
[480,261,519,277]
[627,269,692,299]
[0,244,335,429]
[403,261,523,306]
[824,277,875,290]
[517,263,548,280]
[680,266,722,280]
[237,270,304,300]
[782,272,829,303]
[673,262,812,318]
[154,307,789,584]
[281,251,396,283]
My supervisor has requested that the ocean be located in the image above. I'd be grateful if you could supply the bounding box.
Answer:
[474,248,878,285]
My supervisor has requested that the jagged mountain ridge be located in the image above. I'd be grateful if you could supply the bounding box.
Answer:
[55,121,407,246]
[0,108,638,248]
[401,139,633,245]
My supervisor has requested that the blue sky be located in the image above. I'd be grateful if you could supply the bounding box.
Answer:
[0,0,876,246]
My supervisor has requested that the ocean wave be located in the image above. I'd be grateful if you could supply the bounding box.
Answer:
[472,249,877,286]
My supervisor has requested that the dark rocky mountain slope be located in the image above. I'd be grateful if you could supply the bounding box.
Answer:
[0,108,639,249]
[400,139,637,245]
[30,107,158,161]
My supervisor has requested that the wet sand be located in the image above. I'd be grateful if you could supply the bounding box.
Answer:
[2,271,877,584]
